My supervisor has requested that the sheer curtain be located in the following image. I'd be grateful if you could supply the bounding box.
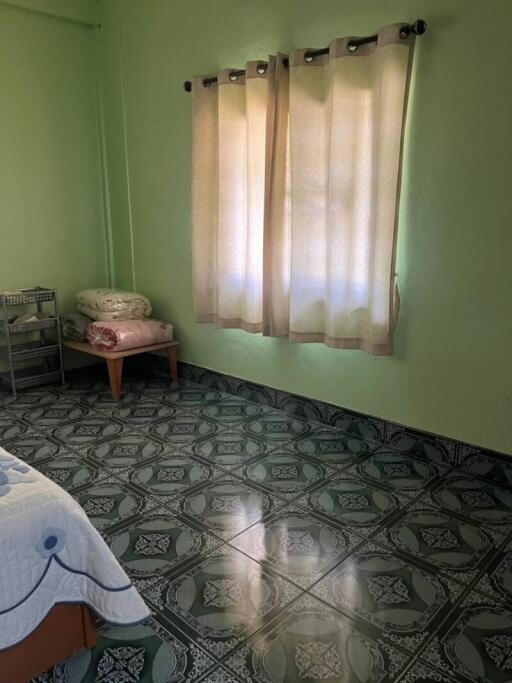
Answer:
[192,63,267,332]
[191,24,416,354]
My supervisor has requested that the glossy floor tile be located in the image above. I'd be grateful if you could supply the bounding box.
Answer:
[0,366,510,682]
[223,593,411,682]
[231,450,337,501]
[230,504,363,588]
[47,619,218,682]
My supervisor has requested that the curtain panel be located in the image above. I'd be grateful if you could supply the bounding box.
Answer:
[191,23,416,355]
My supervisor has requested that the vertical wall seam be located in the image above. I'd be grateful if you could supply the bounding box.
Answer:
[93,19,116,287]
[116,1,137,291]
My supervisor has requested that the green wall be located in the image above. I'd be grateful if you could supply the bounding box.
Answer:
[103,0,510,455]
[0,0,110,313]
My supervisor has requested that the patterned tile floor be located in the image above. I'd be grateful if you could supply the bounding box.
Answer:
[2,367,512,681]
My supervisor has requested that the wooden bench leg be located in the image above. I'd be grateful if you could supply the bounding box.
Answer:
[106,357,123,400]
[166,345,178,383]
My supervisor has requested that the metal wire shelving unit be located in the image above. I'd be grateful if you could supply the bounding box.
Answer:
[0,287,65,397]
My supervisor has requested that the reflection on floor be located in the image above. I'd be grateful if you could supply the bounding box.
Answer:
[1,365,512,682]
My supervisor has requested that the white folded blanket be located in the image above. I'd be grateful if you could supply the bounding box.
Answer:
[76,288,152,321]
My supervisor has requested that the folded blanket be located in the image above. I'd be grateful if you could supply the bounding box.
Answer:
[76,288,152,321]
[61,312,93,342]
[87,319,173,352]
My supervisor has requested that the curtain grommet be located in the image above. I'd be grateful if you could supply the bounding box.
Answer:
[229,71,239,82]
[304,52,314,63]
[399,25,410,39]
[347,42,358,53]
[203,79,212,88]
[256,63,267,74]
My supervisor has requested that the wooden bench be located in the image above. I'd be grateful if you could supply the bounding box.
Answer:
[63,340,179,399]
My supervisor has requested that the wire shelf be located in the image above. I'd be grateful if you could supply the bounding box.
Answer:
[4,317,57,335]
[0,368,62,391]
[0,341,60,363]
[0,285,65,396]
[0,287,57,307]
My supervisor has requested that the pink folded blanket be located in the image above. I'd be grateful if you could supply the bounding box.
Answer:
[87,319,173,352]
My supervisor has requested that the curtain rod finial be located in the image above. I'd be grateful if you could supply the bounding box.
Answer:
[184,80,192,92]
[413,19,427,35]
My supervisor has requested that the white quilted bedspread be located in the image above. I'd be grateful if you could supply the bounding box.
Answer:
[0,447,150,650]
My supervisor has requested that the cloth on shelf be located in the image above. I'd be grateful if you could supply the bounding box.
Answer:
[87,319,173,352]
[76,288,152,321]
[13,312,50,324]
[61,312,93,342]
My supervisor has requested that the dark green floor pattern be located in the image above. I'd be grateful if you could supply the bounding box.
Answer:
[1,367,512,682]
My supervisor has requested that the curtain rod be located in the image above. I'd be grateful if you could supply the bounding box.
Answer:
[183,19,426,92]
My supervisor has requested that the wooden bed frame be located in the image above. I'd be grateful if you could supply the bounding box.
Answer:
[0,604,96,683]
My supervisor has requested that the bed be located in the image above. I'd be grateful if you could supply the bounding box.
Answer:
[0,446,150,683]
